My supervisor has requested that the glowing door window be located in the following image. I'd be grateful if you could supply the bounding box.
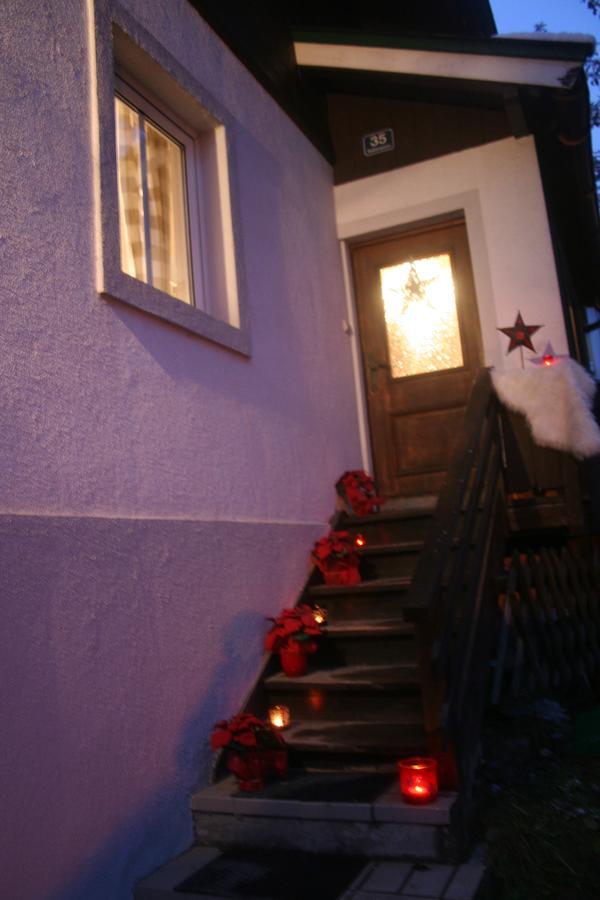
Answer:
[379,254,463,378]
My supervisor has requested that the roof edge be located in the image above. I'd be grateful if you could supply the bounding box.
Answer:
[291,29,594,63]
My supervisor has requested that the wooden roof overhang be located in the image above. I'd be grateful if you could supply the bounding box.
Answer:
[186,1,599,308]
[293,32,600,310]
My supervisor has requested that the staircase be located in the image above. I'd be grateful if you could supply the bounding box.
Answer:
[262,503,436,771]
[190,499,462,865]
[137,371,506,898]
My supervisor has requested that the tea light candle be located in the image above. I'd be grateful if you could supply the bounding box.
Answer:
[313,605,328,626]
[398,757,438,804]
[268,705,290,730]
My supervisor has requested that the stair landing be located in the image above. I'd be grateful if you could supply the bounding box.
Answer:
[191,771,458,860]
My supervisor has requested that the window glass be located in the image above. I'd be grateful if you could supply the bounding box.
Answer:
[144,120,192,303]
[114,95,192,305]
[379,254,463,378]
[115,97,146,282]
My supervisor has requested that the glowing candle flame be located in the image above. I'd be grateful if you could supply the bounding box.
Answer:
[398,757,438,804]
[313,605,328,626]
[543,354,556,366]
[354,534,366,548]
[268,705,290,730]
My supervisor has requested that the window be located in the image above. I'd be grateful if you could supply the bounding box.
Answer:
[94,9,248,354]
[115,81,197,305]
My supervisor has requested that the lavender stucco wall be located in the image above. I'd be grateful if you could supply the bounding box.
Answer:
[0,1,361,898]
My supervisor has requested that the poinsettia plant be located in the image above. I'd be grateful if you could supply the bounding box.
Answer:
[210,712,285,756]
[264,604,323,654]
[311,530,358,570]
[336,469,383,516]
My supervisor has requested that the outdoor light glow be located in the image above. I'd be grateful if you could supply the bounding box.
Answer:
[308,689,325,712]
[398,757,438,804]
[268,705,290,730]
[380,254,463,378]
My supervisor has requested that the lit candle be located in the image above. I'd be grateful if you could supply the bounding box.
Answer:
[354,534,366,548]
[268,705,290,730]
[543,354,556,366]
[313,605,328,626]
[398,757,438,804]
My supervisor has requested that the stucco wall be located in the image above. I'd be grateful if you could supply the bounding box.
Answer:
[335,136,569,373]
[0,1,360,898]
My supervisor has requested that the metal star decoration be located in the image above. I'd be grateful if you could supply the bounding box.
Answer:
[497,311,542,354]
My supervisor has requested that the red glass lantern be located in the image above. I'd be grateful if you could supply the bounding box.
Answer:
[398,757,438,804]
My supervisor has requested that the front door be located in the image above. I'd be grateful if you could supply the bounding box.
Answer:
[351,219,484,498]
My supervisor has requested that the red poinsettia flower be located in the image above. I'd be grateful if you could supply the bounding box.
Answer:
[264,604,324,653]
[311,530,358,571]
[210,711,286,758]
[335,470,383,515]
[210,723,233,751]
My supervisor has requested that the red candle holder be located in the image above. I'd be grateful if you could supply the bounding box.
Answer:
[398,757,438,804]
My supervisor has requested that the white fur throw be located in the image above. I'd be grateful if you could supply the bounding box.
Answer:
[491,359,600,459]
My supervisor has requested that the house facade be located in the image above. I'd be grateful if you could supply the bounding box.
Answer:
[1,2,598,898]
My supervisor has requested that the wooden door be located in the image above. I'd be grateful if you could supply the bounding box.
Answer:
[352,220,484,498]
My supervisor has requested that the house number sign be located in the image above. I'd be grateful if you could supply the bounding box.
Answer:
[362,128,395,157]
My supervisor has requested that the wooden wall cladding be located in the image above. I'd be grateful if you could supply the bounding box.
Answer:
[328,93,511,184]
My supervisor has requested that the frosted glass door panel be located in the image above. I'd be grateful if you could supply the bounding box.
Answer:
[379,254,463,378]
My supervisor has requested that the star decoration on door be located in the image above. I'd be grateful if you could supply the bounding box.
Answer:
[497,311,542,354]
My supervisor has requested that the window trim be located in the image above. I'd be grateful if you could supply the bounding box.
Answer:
[92,0,250,355]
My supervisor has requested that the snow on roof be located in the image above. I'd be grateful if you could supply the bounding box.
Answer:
[494,32,595,46]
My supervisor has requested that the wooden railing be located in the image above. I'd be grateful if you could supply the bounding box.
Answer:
[406,368,507,796]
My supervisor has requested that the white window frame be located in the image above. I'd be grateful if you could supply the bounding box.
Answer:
[92,1,249,355]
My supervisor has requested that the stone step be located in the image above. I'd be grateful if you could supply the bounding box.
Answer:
[191,771,458,860]
[283,718,426,757]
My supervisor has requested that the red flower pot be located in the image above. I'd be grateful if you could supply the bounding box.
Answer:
[323,563,361,586]
[227,751,266,792]
[280,644,309,677]
[262,748,289,779]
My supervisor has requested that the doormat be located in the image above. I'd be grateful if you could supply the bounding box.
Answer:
[175,850,365,899]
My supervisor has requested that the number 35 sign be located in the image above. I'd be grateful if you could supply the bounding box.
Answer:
[362,128,395,157]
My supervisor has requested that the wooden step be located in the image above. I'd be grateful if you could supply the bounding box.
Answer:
[263,681,424,723]
[283,718,425,756]
[319,624,417,667]
[264,661,420,693]
[326,617,416,637]
[342,503,436,544]
[357,541,424,579]
[308,576,424,621]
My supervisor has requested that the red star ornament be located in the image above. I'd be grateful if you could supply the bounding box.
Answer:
[497,311,542,354]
